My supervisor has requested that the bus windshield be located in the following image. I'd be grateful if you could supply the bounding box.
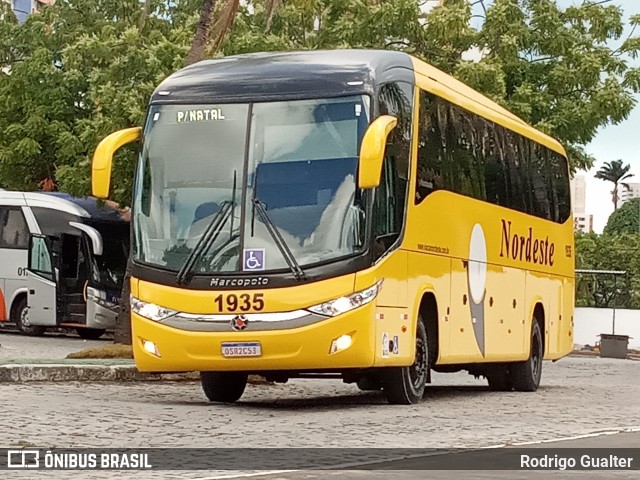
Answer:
[133,96,369,275]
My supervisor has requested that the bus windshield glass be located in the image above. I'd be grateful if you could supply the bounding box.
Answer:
[133,96,369,274]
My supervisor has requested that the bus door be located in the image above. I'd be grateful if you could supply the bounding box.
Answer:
[26,235,57,327]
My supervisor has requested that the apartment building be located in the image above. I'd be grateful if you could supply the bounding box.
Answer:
[5,0,53,23]
[571,175,594,233]
[620,182,640,205]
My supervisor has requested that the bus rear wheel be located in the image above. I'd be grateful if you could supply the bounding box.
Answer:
[380,317,429,405]
[200,371,248,403]
[13,297,45,336]
[509,319,543,392]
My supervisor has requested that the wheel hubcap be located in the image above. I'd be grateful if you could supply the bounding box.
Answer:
[20,307,30,327]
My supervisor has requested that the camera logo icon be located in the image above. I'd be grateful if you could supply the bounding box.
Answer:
[7,450,40,468]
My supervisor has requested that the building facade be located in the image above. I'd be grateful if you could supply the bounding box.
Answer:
[620,182,640,205]
[5,0,53,23]
[571,175,593,233]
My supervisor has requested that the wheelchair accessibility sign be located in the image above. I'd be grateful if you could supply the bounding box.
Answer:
[243,249,265,271]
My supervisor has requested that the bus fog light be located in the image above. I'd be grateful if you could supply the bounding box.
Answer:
[142,339,161,357]
[329,334,352,354]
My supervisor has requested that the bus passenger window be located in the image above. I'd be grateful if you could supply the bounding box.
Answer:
[0,207,29,249]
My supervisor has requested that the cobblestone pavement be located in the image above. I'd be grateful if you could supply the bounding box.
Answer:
[0,330,109,361]
[2,356,639,479]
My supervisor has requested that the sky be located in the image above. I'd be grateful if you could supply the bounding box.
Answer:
[566,0,640,232]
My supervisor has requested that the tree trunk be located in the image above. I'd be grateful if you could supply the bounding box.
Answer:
[184,0,217,67]
[139,0,152,30]
[114,258,133,345]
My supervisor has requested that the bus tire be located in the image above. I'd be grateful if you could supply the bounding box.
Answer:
[200,371,248,403]
[12,297,45,336]
[510,319,543,392]
[76,328,106,340]
[380,316,428,405]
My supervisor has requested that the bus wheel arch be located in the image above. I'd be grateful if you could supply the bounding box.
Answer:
[378,291,437,405]
[531,303,546,356]
[417,291,439,370]
[11,294,45,336]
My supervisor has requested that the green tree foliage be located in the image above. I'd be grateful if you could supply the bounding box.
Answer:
[1,0,639,201]
[0,0,196,205]
[604,197,640,235]
[575,232,640,308]
[595,159,634,211]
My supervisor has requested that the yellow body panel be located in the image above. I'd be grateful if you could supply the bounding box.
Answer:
[131,270,413,371]
[132,304,376,372]
[401,190,574,364]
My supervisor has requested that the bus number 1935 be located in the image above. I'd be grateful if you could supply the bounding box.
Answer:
[214,293,265,312]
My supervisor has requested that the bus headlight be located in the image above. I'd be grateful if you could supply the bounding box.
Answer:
[130,296,177,322]
[307,281,382,317]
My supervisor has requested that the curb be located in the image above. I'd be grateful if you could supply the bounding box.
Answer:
[569,351,640,360]
[0,364,199,383]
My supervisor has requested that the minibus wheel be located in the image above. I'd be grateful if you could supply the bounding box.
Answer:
[200,371,248,403]
[13,297,45,336]
[380,317,428,405]
[509,318,543,392]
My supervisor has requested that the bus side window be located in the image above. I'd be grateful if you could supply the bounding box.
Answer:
[0,207,29,249]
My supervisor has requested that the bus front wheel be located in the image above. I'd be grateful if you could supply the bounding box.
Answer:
[200,371,248,403]
[13,297,45,336]
[380,316,429,405]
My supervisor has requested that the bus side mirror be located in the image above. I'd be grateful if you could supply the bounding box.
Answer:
[92,127,142,198]
[358,115,397,189]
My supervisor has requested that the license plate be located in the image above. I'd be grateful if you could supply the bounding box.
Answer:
[221,342,262,357]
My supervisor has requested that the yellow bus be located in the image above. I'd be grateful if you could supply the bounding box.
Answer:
[92,50,574,405]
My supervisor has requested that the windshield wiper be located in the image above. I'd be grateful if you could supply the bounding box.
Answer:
[252,199,306,281]
[176,200,233,285]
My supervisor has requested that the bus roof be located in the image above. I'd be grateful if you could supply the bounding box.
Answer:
[152,50,414,103]
[151,49,566,157]
[0,191,127,222]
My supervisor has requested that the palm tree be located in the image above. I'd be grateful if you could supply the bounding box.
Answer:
[594,160,634,211]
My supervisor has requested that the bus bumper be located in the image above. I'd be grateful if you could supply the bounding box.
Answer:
[131,305,377,372]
